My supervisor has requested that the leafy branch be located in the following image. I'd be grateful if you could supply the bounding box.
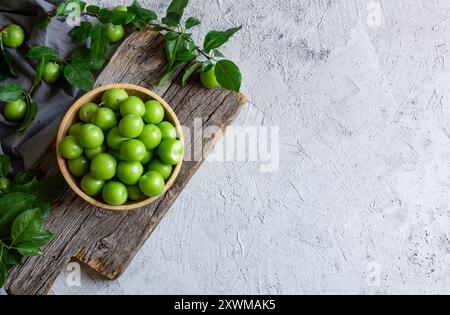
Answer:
[0,0,242,133]
[50,0,242,90]
[0,155,67,288]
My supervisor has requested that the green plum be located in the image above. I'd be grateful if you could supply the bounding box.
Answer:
[127,185,143,201]
[85,145,107,160]
[157,121,177,140]
[2,24,25,48]
[102,181,128,206]
[107,126,129,150]
[79,102,98,123]
[59,135,83,159]
[77,123,104,149]
[200,65,219,89]
[4,99,26,121]
[147,158,173,180]
[120,139,146,162]
[80,173,105,196]
[42,62,60,84]
[138,124,161,150]
[141,150,154,164]
[139,171,165,197]
[91,107,117,131]
[106,24,124,43]
[114,5,128,11]
[68,122,84,136]
[0,177,10,191]
[117,161,144,185]
[119,114,144,138]
[101,88,128,111]
[143,100,164,124]
[67,156,90,177]
[158,139,184,165]
[90,153,117,180]
[108,149,124,161]
[120,96,145,117]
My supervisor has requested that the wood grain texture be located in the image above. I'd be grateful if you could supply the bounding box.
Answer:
[4,28,246,295]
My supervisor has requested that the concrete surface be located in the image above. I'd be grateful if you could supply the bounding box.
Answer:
[46,0,450,294]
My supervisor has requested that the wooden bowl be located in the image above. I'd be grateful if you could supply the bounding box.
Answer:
[56,83,184,211]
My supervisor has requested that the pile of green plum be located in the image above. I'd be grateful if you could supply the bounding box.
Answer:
[58,88,184,206]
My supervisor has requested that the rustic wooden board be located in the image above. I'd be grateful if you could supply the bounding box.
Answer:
[4,28,246,295]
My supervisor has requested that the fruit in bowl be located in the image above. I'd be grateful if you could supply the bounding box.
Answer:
[57,84,184,210]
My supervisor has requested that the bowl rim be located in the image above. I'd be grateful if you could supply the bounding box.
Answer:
[56,83,184,211]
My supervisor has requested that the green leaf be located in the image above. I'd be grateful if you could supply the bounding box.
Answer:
[99,8,135,25]
[0,192,39,235]
[212,49,225,58]
[0,262,5,288]
[35,16,52,30]
[112,11,136,25]
[36,176,67,203]
[9,171,63,219]
[26,46,60,62]
[170,36,196,62]
[17,97,38,134]
[70,49,101,70]
[182,62,201,86]
[86,5,100,14]
[3,248,22,268]
[0,37,16,80]
[34,59,46,85]
[0,155,10,178]
[64,62,94,91]
[128,1,157,25]
[185,17,200,29]
[158,63,182,87]
[12,212,53,256]
[12,170,44,188]
[70,21,92,43]
[203,26,242,53]
[11,173,40,194]
[163,0,189,26]
[16,244,41,256]
[70,49,88,63]
[56,0,86,16]
[214,59,241,92]
[176,47,196,62]
[165,32,179,41]
[20,237,52,255]
[0,83,22,102]
[165,34,181,69]
[89,24,109,68]
[30,229,53,247]
[11,208,41,244]
[55,2,66,15]
[12,209,53,251]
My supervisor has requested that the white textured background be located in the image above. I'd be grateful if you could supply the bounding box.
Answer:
[47,0,450,294]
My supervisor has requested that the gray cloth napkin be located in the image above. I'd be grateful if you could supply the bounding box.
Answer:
[0,0,83,170]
